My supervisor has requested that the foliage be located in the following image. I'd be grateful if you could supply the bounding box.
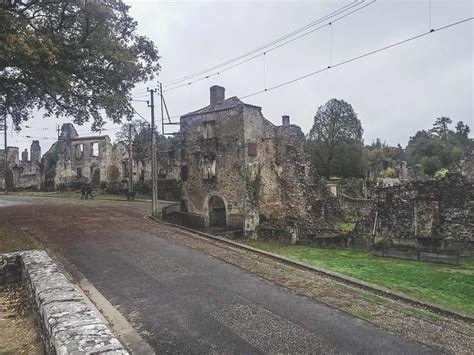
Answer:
[0,1,160,130]
[433,168,449,180]
[242,239,474,314]
[244,163,263,204]
[116,120,178,164]
[337,215,357,232]
[48,142,58,163]
[406,118,472,175]
[308,99,366,178]
[385,166,396,178]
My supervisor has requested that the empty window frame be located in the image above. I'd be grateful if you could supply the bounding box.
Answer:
[202,121,216,139]
[202,158,216,180]
[91,142,99,157]
[76,167,82,177]
[75,144,84,159]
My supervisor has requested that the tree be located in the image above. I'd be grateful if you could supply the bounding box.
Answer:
[116,120,178,165]
[308,98,365,178]
[406,118,471,175]
[0,1,160,131]
[430,116,452,140]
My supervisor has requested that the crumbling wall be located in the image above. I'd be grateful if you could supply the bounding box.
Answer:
[181,107,247,227]
[355,174,474,255]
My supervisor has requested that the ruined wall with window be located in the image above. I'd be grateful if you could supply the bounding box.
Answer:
[180,100,247,228]
[178,86,335,235]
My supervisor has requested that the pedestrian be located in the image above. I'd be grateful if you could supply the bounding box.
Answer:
[80,184,87,199]
[86,184,94,199]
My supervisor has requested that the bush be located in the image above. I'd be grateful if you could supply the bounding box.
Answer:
[433,168,449,179]
[385,166,396,178]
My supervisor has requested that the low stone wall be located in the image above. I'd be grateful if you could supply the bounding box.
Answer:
[0,250,128,354]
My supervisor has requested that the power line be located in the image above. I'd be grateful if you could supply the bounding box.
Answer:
[163,0,367,87]
[163,0,375,93]
[165,17,473,119]
[240,17,473,99]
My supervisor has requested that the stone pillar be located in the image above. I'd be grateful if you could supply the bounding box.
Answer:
[22,149,28,162]
[31,140,41,163]
[282,115,290,126]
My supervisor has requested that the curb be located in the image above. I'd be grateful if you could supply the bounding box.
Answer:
[149,216,474,324]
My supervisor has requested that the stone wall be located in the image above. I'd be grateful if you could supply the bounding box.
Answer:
[181,105,247,227]
[0,251,128,354]
[355,174,474,255]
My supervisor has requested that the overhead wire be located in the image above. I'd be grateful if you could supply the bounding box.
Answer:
[163,0,375,93]
[163,0,365,87]
[163,17,472,119]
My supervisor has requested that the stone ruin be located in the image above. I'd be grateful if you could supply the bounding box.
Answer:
[1,86,472,255]
[354,155,474,255]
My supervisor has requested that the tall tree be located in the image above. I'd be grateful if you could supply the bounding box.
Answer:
[0,0,160,131]
[430,116,452,140]
[308,98,364,178]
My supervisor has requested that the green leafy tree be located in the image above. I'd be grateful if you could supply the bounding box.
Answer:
[308,98,365,178]
[406,118,471,175]
[430,116,452,141]
[1,0,160,130]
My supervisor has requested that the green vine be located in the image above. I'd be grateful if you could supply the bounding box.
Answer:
[244,163,263,204]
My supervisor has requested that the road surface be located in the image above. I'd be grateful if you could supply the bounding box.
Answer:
[0,195,452,353]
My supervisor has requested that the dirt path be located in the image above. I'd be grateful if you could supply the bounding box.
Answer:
[0,283,43,354]
[1,196,472,353]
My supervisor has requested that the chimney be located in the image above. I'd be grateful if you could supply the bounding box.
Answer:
[210,85,225,105]
[282,115,290,126]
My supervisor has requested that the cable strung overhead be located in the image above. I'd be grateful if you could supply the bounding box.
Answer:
[163,16,473,120]
[163,0,371,88]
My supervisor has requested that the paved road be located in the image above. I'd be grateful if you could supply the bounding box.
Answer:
[0,196,435,354]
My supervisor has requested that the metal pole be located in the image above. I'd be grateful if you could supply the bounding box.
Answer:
[3,117,7,194]
[149,88,158,217]
[128,123,133,198]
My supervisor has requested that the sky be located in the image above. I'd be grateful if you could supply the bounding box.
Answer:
[6,0,473,158]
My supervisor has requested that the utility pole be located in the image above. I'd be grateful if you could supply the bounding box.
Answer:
[148,88,159,217]
[3,117,7,194]
[128,123,133,199]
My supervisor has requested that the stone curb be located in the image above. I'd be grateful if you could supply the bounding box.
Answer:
[149,216,474,324]
[1,250,129,354]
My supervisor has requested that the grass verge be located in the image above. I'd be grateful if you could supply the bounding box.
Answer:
[241,239,474,315]
[0,225,36,254]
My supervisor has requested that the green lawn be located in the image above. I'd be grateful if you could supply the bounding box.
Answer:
[241,239,474,315]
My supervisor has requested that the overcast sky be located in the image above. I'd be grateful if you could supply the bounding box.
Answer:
[9,0,473,157]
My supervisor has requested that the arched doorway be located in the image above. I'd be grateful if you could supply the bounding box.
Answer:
[209,196,226,227]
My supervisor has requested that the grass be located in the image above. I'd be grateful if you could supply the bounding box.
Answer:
[0,225,36,254]
[241,239,474,315]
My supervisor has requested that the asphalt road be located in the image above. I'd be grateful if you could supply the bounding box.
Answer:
[0,196,436,354]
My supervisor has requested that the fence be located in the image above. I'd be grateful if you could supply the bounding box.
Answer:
[372,247,459,265]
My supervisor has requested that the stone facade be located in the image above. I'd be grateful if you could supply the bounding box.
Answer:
[30,140,41,163]
[179,86,329,235]
[355,173,474,255]
[0,145,41,190]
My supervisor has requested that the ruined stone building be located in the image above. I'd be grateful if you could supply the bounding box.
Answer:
[0,143,42,190]
[178,85,327,235]
[53,124,114,189]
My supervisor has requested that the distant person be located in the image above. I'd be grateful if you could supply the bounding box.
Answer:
[80,185,87,200]
[86,184,94,199]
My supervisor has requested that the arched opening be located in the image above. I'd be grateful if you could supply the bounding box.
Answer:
[209,195,226,227]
